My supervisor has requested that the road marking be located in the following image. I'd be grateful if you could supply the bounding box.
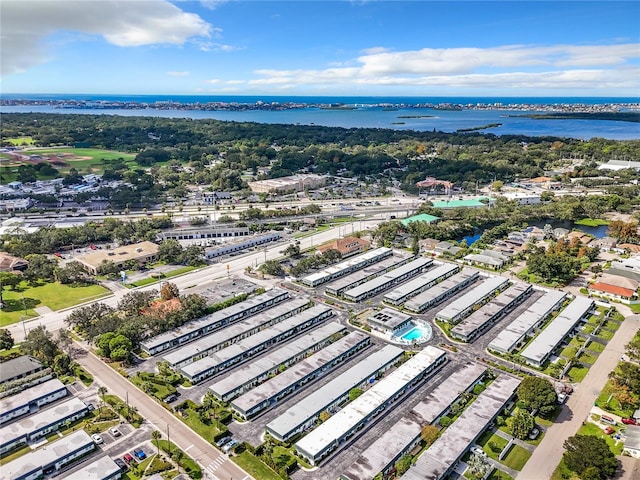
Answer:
[184,444,193,452]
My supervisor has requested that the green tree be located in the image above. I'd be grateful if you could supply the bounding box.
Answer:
[151,430,162,456]
[96,332,117,358]
[563,435,617,479]
[517,376,558,414]
[284,243,301,258]
[108,334,133,362]
[158,239,183,263]
[0,271,22,291]
[259,260,283,277]
[23,325,59,364]
[507,410,535,439]
[349,388,363,401]
[52,353,72,376]
[24,254,57,283]
[160,282,180,301]
[0,329,14,350]
[117,290,157,316]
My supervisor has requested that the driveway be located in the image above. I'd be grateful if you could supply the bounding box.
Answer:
[517,314,640,480]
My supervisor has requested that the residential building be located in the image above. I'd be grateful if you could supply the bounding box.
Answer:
[0,356,44,385]
[607,257,640,282]
[62,455,122,480]
[589,282,637,303]
[0,379,68,424]
[317,236,370,258]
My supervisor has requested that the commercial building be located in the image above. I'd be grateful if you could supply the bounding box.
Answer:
[367,308,413,336]
[520,296,594,367]
[324,251,415,297]
[180,307,336,383]
[157,226,250,242]
[162,298,310,368]
[230,332,371,419]
[400,375,521,480]
[301,247,393,287]
[0,356,44,385]
[62,455,123,480]
[204,233,281,259]
[140,289,289,355]
[265,345,404,442]
[404,269,479,313]
[450,282,533,342]
[343,258,433,303]
[341,364,487,480]
[294,346,447,465]
[3,430,95,480]
[248,174,326,193]
[208,322,349,403]
[487,289,567,354]
[0,397,89,454]
[75,241,159,275]
[0,379,68,425]
[383,262,460,306]
[317,236,370,258]
[435,276,510,324]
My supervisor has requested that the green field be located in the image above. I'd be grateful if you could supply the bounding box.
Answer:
[233,451,282,480]
[500,444,531,471]
[0,281,110,326]
[4,137,36,146]
[574,218,610,227]
[577,422,624,455]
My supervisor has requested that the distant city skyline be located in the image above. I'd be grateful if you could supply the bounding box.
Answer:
[1,1,639,97]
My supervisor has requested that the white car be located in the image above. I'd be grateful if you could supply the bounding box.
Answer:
[91,433,103,444]
[528,427,540,440]
[470,446,486,457]
[109,427,121,437]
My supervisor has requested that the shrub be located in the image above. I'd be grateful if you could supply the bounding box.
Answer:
[440,416,453,427]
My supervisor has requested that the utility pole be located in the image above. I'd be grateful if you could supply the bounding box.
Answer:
[166,424,171,454]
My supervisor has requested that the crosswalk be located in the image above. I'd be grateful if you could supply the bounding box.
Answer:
[205,456,252,480]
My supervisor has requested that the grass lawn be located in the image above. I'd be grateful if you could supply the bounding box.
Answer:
[233,451,282,480]
[153,439,201,479]
[178,408,225,441]
[0,444,31,465]
[478,432,508,460]
[577,352,598,365]
[500,444,531,471]
[596,328,615,340]
[587,341,605,353]
[575,218,609,227]
[567,365,589,382]
[596,381,635,418]
[0,345,22,358]
[0,282,110,326]
[536,406,562,427]
[488,469,515,480]
[551,459,579,480]
[128,266,197,288]
[577,422,624,455]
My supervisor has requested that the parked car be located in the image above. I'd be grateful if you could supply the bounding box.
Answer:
[91,433,103,444]
[557,393,567,404]
[133,448,146,460]
[604,426,615,435]
[528,427,540,440]
[622,418,638,425]
[216,436,232,448]
[601,415,617,425]
[109,427,121,437]
[222,439,239,453]
[86,403,95,412]
[123,453,134,464]
[470,446,487,457]
[114,458,128,471]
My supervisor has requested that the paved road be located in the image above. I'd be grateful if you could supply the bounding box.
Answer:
[73,343,250,480]
[7,218,381,343]
[518,314,640,480]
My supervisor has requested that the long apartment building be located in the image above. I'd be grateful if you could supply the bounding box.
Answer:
[204,232,281,259]
[488,289,567,354]
[294,346,447,466]
[520,296,595,367]
[301,247,393,287]
[230,331,371,419]
[140,288,289,355]
[435,276,510,324]
[325,251,415,297]
[265,345,404,443]
[0,397,89,454]
[208,323,350,403]
[341,363,487,480]
[404,269,479,313]
[383,262,460,306]
[0,379,68,425]
[342,257,433,303]
[180,310,337,383]
[450,282,533,342]
[400,375,521,480]
[162,298,310,368]
[4,430,95,480]
[62,455,122,480]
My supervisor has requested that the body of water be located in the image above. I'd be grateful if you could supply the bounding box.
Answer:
[463,220,610,245]
[2,95,639,140]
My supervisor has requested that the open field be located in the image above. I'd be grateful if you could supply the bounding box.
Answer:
[0,281,110,326]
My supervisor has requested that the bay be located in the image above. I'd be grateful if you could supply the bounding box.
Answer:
[2,95,639,140]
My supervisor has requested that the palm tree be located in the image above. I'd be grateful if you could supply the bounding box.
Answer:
[151,430,162,456]
[171,449,183,473]
[97,386,107,414]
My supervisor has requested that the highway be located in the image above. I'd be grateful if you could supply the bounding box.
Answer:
[6,216,381,343]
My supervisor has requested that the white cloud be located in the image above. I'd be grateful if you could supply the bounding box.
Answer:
[167,71,191,77]
[239,43,640,92]
[1,0,212,76]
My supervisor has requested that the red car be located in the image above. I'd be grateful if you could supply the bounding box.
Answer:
[123,453,134,464]
[622,418,638,425]
[603,426,615,435]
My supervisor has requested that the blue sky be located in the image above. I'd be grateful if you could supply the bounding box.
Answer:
[2,1,639,96]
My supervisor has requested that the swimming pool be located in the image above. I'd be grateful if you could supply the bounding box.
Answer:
[401,327,424,341]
